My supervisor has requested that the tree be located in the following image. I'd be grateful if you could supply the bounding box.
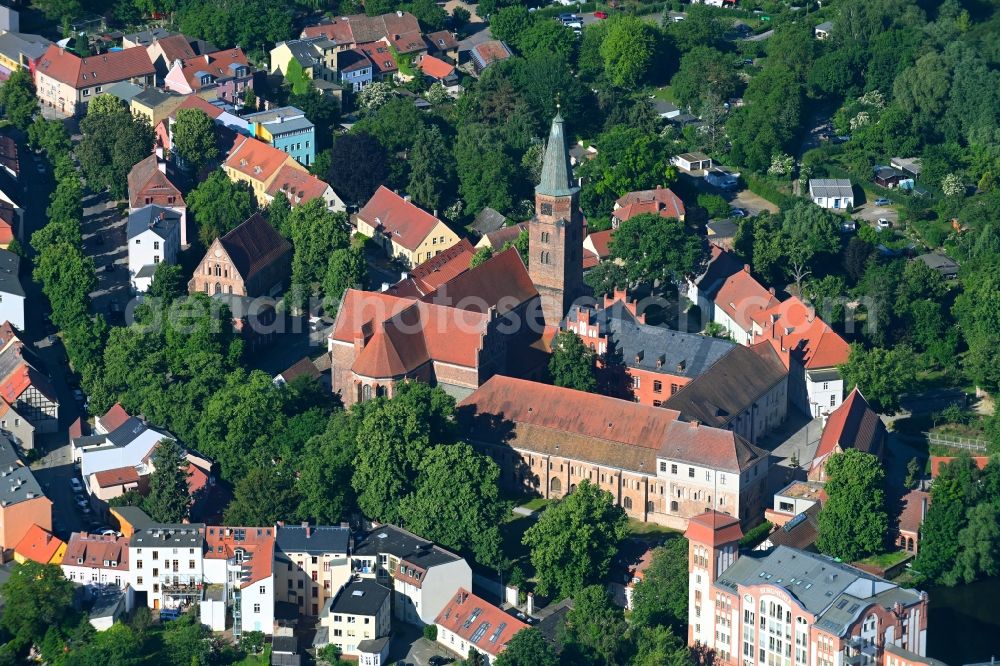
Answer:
[600,16,660,88]
[33,0,80,22]
[953,259,1000,393]
[408,124,454,213]
[777,202,842,292]
[632,625,690,666]
[490,5,532,45]
[455,124,517,215]
[670,47,740,113]
[915,454,983,582]
[400,442,509,567]
[88,94,126,117]
[817,450,889,561]
[904,457,922,489]
[143,439,191,523]
[187,172,256,246]
[0,562,76,647]
[667,3,726,51]
[470,246,493,269]
[148,262,187,303]
[838,344,917,414]
[224,465,300,525]
[697,193,730,219]
[161,612,212,665]
[290,87,340,151]
[946,501,1000,585]
[29,117,72,157]
[516,20,576,65]
[522,480,628,599]
[285,57,311,95]
[289,200,350,303]
[548,331,597,393]
[323,247,368,312]
[295,411,358,525]
[630,538,689,632]
[65,623,143,666]
[584,261,628,296]
[0,68,38,130]
[172,108,219,173]
[327,133,389,207]
[610,213,706,285]
[558,585,630,666]
[493,629,557,666]
[77,105,154,198]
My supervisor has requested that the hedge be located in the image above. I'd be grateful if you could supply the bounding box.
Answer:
[739,520,774,548]
[745,174,795,209]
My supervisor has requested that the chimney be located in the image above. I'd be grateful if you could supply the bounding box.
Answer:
[156,159,167,174]
[920,496,928,521]
[301,522,311,538]
[743,264,750,273]
[769,287,776,295]
[690,420,700,429]
[204,54,211,64]
[526,592,535,616]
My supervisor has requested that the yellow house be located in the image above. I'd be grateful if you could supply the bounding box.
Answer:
[13,524,66,565]
[354,185,460,268]
[130,87,185,128]
[269,37,339,79]
[223,135,307,206]
[0,32,51,74]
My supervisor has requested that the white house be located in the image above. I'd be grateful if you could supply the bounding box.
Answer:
[434,588,528,665]
[0,249,25,331]
[808,179,854,210]
[129,523,206,611]
[814,21,833,39]
[671,152,713,173]
[62,532,131,590]
[127,205,181,293]
[318,578,391,658]
[200,525,276,636]
[704,166,740,190]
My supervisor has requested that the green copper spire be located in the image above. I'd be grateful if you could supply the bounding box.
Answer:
[535,112,579,197]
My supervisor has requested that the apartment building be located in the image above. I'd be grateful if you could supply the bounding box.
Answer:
[201,525,275,636]
[435,588,528,665]
[685,511,930,665]
[129,523,206,611]
[353,524,472,626]
[318,578,392,658]
[62,532,130,589]
[274,523,353,617]
[0,434,50,554]
[34,44,155,116]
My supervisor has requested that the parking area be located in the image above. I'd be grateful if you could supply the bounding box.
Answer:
[731,188,779,215]
[80,191,131,322]
[386,624,457,666]
[853,202,899,227]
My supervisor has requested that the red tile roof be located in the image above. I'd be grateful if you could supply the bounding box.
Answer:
[587,229,613,258]
[171,93,224,119]
[204,525,275,586]
[389,238,476,298]
[0,204,15,245]
[301,17,359,42]
[266,164,333,207]
[14,524,64,564]
[93,466,141,488]
[357,185,450,252]
[357,42,397,75]
[36,44,154,88]
[421,246,537,314]
[613,187,685,223]
[174,47,249,90]
[897,489,930,534]
[301,12,425,53]
[813,388,887,464]
[471,40,512,68]
[225,135,299,185]
[480,223,526,249]
[63,532,129,570]
[715,266,779,332]
[417,54,454,80]
[0,321,18,349]
[0,360,57,406]
[929,455,990,479]
[425,30,458,51]
[434,588,528,658]
[100,403,132,433]
[127,154,184,210]
[151,34,197,62]
[187,461,211,495]
[753,296,849,369]
[684,510,744,546]
[0,134,19,178]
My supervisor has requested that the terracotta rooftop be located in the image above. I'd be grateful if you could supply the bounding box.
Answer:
[265,164,333,206]
[127,154,184,210]
[471,40,512,68]
[301,12,425,53]
[204,525,275,587]
[217,212,292,285]
[929,455,990,478]
[684,510,744,546]
[691,244,745,302]
[425,30,458,51]
[459,376,766,473]
[357,42,397,75]
[36,44,154,88]
[813,388,886,463]
[753,296,850,370]
[434,588,528,658]
[389,238,476,298]
[587,229,614,259]
[63,532,129,570]
[171,93,224,120]
[278,356,322,384]
[100,403,132,433]
[357,186,450,252]
[150,34,197,62]
[417,54,455,80]
[93,466,141,488]
[225,134,299,184]
[14,524,64,564]
[897,489,930,534]
[714,265,780,332]
[421,246,538,315]
[174,47,249,90]
[480,223,526,249]
[612,187,685,223]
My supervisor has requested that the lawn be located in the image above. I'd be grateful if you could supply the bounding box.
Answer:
[652,86,676,104]
[855,550,912,568]
[627,518,682,541]
[234,647,271,665]
[518,497,552,512]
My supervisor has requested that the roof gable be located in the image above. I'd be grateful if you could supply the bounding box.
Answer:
[37,44,154,88]
[813,388,886,462]
[216,212,292,284]
[357,186,450,252]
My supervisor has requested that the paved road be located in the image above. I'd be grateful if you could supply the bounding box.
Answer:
[744,29,773,41]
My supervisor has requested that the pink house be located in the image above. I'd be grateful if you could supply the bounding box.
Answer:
[163,47,253,104]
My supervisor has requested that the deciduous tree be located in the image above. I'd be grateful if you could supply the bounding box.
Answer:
[172,108,219,173]
[187,172,256,246]
[493,629,558,666]
[610,212,706,285]
[0,68,39,130]
[549,331,597,393]
[817,450,889,561]
[630,537,689,632]
[838,343,917,414]
[224,465,300,525]
[143,439,191,523]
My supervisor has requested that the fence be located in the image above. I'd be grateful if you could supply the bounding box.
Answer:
[923,432,988,452]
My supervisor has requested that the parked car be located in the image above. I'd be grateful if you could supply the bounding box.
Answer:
[70,478,83,493]
[877,218,891,229]
[873,198,891,206]
[75,496,88,509]
[594,10,608,18]
[729,207,747,218]
[103,262,115,273]
[72,388,85,402]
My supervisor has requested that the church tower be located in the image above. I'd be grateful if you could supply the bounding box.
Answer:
[529,112,585,330]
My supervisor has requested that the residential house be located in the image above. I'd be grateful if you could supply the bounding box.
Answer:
[470,40,512,73]
[458,375,770,530]
[685,244,745,328]
[582,228,612,269]
[273,357,322,387]
[890,157,922,181]
[121,27,173,49]
[274,523,353,617]
[159,94,246,161]
[761,502,822,552]
[709,264,780,344]
[814,20,834,39]
[145,33,217,80]
[0,334,59,433]
[671,152,713,173]
[200,525,276,636]
[611,186,685,228]
[129,523,206,611]
[244,106,316,167]
[317,578,391,658]
[0,202,19,250]
[809,178,854,209]
[353,524,472,626]
[76,415,173,497]
[764,480,826,527]
[127,205,181,293]
[706,219,738,249]
[337,48,374,91]
[188,212,292,297]
[705,166,740,190]
[356,637,392,666]
[0,400,35,451]
[425,30,459,60]
[662,342,789,446]
[163,48,253,104]
[222,134,307,205]
[751,296,851,418]
[0,31,50,77]
[328,247,539,406]
[474,223,526,251]
[357,41,397,80]
[129,87,184,128]
[416,54,457,86]
[269,37,339,81]
[33,44,155,116]
[434,588,528,665]
[109,505,153,539]
[0,434,51,554]
[0,249,25,330]
[809,388,887,482]
[101,80,144,105]
[127,154,187,246]
[386,238,476,298]
[915,252,959,280]
[354,186,459,267]
[874,166,907,189]
[0,135,18,181]
[565,291,736,405]
[685,512,931,664]
[61,532,130,589]
[471,207,507,238]
[653,100,681,120]
[265,164,345,212]
[13,523,65,564]
[301,12,426,57]
[896,489,929,555]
